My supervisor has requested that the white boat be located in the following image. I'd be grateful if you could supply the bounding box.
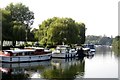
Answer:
[0,48,52,63]
[83,44,96,52]
[52,45,77,58]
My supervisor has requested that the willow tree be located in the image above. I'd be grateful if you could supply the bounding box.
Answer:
[36,17,86,46]
[46,18,79,45]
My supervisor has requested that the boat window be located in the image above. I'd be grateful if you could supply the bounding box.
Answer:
[4,51,13,56]
[36,49,43,52]
[25,52,30,55]
[13,53,17,56]
[18,52,22,56]
[23,52,31,55]
[22,52,25,56]
[4,51,9,54]
[28,52,31,55]
[31,52,34,55]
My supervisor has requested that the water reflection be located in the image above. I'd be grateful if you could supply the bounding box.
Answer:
[84,46,118,78]
[1,56,92,80]
[112,47,120,57]
[1,61,51,80]
[41,58,85,79]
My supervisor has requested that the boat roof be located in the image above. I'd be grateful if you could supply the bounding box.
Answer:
[57,45,69,47]
[25,47,44,50]
[56,45,70,49]
[84,44,94,46]
[4,49,35,54]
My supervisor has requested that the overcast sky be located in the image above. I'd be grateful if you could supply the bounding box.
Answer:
[0,0,119,37]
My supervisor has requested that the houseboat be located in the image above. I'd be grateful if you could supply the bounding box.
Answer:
[52,45,77,58]
[0,47,52,63]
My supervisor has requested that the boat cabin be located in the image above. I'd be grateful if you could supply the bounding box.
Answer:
[25,47,52,55]
[1,49,35,56]
[83,44,95,49]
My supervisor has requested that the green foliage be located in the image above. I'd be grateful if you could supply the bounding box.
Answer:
[112,36,120,56]
[85,35,113,45]
[1,9,13,40]
[41,61,85,79]
[1,3,36,45]
[5,3,34,26]
[36,17,86,46]
[76,22,86,44]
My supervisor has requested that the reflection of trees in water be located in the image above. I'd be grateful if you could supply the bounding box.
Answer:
[2,66,45,80]
[1,61,51,80]
[1,59,86,80]
[41,60,85,80]
[112,47,120,57]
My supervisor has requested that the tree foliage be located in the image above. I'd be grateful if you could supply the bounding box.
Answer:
[36,17,86,46]
[1,3,35,44]
[112,36,120,56]
[85,35,113,45]
[76,22,86,44]
[41,60,85,79]
[0,9,13,41]
[5,3,34,27]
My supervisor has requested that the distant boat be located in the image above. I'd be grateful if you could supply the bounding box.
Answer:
[52,45,77,58]
[0,47,52,63]
[83,44,96,52]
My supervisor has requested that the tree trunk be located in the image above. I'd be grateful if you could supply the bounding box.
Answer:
[12,40,16,47]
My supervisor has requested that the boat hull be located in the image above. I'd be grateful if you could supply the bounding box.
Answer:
[52,52,76,59]
[0,53,52,63]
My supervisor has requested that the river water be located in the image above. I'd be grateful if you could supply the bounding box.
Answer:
[0,46,118,79]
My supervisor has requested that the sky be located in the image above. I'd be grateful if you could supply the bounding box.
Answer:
[0,0,119,37]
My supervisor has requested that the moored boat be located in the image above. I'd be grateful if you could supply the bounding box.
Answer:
[52,45,77,58]
[82,44,96,56]
[83,44,96,52]
[0,47,52,63]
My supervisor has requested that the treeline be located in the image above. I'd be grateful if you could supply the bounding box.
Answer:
[85,35,113,45]
[1,3,86,47]
[112,36,120,56]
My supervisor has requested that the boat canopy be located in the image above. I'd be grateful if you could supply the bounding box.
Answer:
[25,47,44,50]
[3,49,35,54]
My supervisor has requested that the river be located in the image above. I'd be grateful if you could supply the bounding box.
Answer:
[0,46,118,80]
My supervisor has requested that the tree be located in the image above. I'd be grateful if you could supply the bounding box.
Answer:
[85,35,113,45]
[3,3,35,46]
[5,3,34,26]
[36,17,86,46]
[112,36,120,56]
[0,9,13,41]
[76,22,86,44]
[47,17,79,45]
